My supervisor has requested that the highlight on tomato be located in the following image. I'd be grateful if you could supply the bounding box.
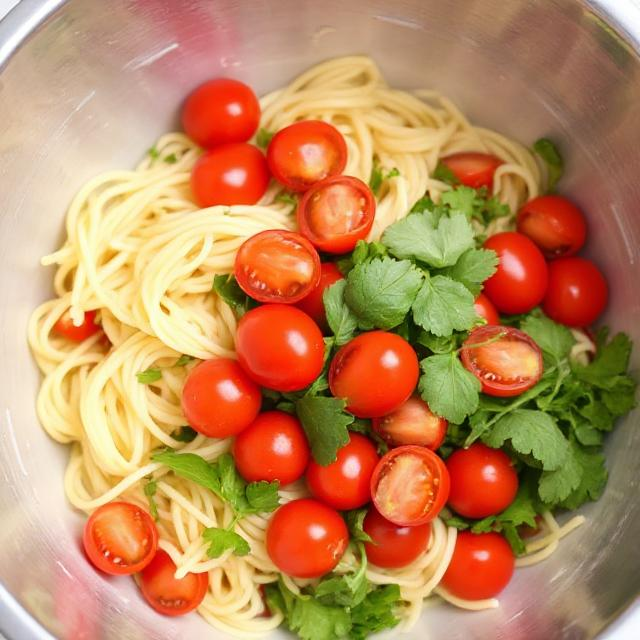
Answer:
[446,443,518,519]
[370,445,450,527]
[474,293,500,325]
[234,230,321,304]
[139,549,208,616]
[295,262,343,331]
[53,309,100,342]
[83,502,158,575]
[460,325,543,397]
[372,396,447,450]
[266,120,347,192]
[297,175,376,254]
[266,498,349,578]
[439,152,503,190]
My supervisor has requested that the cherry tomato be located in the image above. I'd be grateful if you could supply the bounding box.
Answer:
[236,304,324,391]
[267,120,347,192]
[370,445,450,526]
[474,293,500,325]
[297,176,376,254]
[83,502,158,575]
[516,195,587,258]
[306,433,379,510]
[460,325,543,397]
[363,507,431,569]
[441,531,514,600]
[542,257,608,327]
[139,549,208,616]
[233,411,310,485]
[54,310,100,342]
[181,78,260,148]
[483,232,548,314]
[329,331,419,418]
[266,498,349,578]
[372,396,447,450]
[181,358,261,438]
[295,262,343,331]
[191,143,269,207]
[234,230,321,304]
[439,152,503,190]
[446,443,518,518]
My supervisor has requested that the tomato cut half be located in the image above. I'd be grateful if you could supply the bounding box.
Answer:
[439,152,503,190]
[297,176,376,254]
[234,230,321,304]
[267,120,347,192]
[460,325,543,397]
[54,310,100,342]
[83,502,158,575]
[370,445,450,526]
[139,550,208,616]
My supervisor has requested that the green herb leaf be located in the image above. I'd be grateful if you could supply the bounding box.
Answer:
[212,273,252,317]
[170,426,198,443]
[350,584,401,640]
[323,280,358,346]
[433,162,460,185]
[369,160,400,196]
[520,313,575,362]
[143,479,159,520]
[136,367,162,384]
[573,332,632,388]
[174,354,196,367]
[344,509,373,543]
[163,153,178,164]
[538,442,583,504]
[316,544,369,608]
[256,128,274,149]
[559,442,608,509]
[533,138,564,192]
[203,527,250,558]
[444,515,470,530]
[245,480,280,513]
[441,248,499,296]
[148,146,160,160]
[152,451,221,494]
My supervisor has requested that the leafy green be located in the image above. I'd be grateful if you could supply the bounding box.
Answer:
[440,248,499,296]
[170,426,198,442]
[537,443,583,504]
[323,280,358,346]
[203,527,250,558]
[148,146,160,160]
[144,479,159,520]
[432,162,460,185]
[344,509,373,544]
[174,354,195,367]
[559,442,608,509]
[533,138,563,191]
[369,159,400,195]
[440,186,511,227]
[520,313,575,362]
[256,128,274,149]
[212,273,253,317]
[350,585,401,640]
[163,153,178,164]
[136,367,162,384]
[316,545,368,608]
[573,332,632,387]
[245,480,280,512]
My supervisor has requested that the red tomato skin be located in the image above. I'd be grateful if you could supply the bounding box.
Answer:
[297,175,376,254]
[474,293,500,325]
[516,195,587,258]
[363,507,431,569]
[542,257,608,327]
[266,498,349,578]
[329,331,419,418]
[139,549,208,617]
[182,78,260,148]
[181,359,261,438]
[267,121,347,192]
[439,152,503,190]
[233,411,310,485]
[234,230,321,304]
[306,433,380,510]
[441,531,515,600]
[483,232,549,314]
[295,262,344,331]
[83,502,158,576]
[236,304,325,392]
[191,143,269,207]
[54,310,100,342]
[446,443,518,518]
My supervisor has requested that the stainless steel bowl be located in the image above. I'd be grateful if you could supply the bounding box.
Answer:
[1,1,639,638]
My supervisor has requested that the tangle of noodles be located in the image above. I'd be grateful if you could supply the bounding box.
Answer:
[28,56,584,637]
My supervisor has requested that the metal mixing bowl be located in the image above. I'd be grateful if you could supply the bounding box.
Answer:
[1,1,639,638]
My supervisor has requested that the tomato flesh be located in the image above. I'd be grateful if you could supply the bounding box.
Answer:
[54,310,100,342]
[474,293,500,325]
[235,230,321,304]
[295,262,343,331]
[439,152,503,190]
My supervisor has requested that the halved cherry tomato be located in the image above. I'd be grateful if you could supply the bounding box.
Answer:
[439,152,503,190]
[372,396,447,450]
[267,120,347,192]
[460,325,543,397]
[234,230,321,304]
[329,331,419,418]
[236,304,324,391]
[295,262,343,331]
[441,531,514,600]
[370,445,450,527]
[54,310,100,342]
[191,143,269,207]
[363,507,431,569]
[83,502,158,575]
[483,232,548,314]
[182,78,260,148]
[516,195,587,258]
[474,293,500,325]
[297,176,376,254]
[306,433,379,510]
[181,358,261,438]
[542,257,608,327]
[266,498,348,578]
[446,443,518,518]
[139,549,208,616]
[233,411,310,485]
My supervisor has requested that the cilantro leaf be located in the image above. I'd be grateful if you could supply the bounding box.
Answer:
[433,162,460,185]
[573,333,633,388]
[144,479,159,520]
[148,146,160,160]
[350,584,401,640]
[170,426,198,442]
[296,396,353,465]
[212,273,252,317]
[174,354,195,367]
[369,159,400,195]
[520,313,575,362]
[245,480,280,512]
[533,138,563,192]
[323,280,358,346]
[444,515,470,530]
[538,443,583,504]
[316,545,369,608]
[152,451,221,494]
[256,128,274,149]
[352,240,388,265]
[418,353,481,424]
[344,257,423,330]
[411,275,477,337]
[344,509,373,543]
[559,442,608,509]
[163,153,178,164]
[136,367,162,384]
[416,330,460,354]
[440,186,510,227]
[441,248,498,296]
[601,375,637,416]
[203,527,250,558]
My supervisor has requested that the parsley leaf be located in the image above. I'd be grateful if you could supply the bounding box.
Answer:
[136,367,162,384]
[170,426,198,442]
[203,527,250,558]
[316,544,369,608]
[573,332,632,387]
[323,280,358,346]
[538,442,583,504]
[520,313,575,362]
[440,186,510,227]
[212,273,253,317]
[245,480,280,512]
[148,146,160,160]
[350,584,401,640]
[369,159,400,195]
[433,162,460,185]
[144,479,159,520]
[559,442,608,509]
[440,248,498,296]
[533,138,563,192]
[256,128,274,149]
[163,153,178,164]
[174,354,195,367]
[152,451,220,493]
[344,509,373,543]
[444,515,470,530]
